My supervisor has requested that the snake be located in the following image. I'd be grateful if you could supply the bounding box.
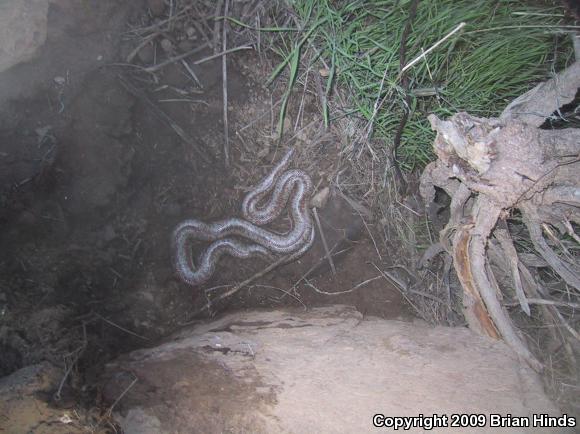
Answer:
[172,148,314,286]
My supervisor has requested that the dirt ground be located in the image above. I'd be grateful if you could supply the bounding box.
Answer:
[0,0,409,403]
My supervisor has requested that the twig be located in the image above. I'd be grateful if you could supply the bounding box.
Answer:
[304,276,381,296]
[359,212,382,261]
[144,43,210,73]
[117,75,212,165]
[390,0,419,193]
[54,324,87,401]
[238,99,283,132]
[181,59,203,88]
[192,45,253,65]
[372,263,428,322]
[213,0,224,54]
[106,376,138,417]
[222,0,230,168]
[130,5,193,35]
[522,298,580,310]
[250,284,307,308]
[96,313,150,341]
[193,254,294,316]
[312,207,336,275]
[290,245,353,291]
[126,33,159,63]
[401,22,466,74]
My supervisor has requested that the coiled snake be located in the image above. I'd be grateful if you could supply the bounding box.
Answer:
[172,148,314,285]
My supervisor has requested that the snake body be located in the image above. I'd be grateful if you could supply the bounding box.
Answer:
[172,148,314,286]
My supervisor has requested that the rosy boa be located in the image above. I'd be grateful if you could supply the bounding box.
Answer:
[172,148,314,285]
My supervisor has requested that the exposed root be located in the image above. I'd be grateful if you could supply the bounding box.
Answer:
[420,56,580,372]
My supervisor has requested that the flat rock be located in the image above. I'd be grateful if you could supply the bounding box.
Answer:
[102,305,567,433]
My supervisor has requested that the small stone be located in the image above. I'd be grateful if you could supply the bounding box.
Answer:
[147,0,165,17]
[185,26,196,39]
[53,76,65,86]
[160,38,174,54]
[310,187,330,209]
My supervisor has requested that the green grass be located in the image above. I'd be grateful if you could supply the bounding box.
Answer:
[256,0,575,170]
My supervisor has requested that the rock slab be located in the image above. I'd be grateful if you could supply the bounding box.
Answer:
[102,306,567,433]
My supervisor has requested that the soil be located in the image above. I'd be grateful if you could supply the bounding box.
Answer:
[0,0,410,398]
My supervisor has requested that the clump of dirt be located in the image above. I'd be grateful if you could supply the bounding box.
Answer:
[0,0,409,412]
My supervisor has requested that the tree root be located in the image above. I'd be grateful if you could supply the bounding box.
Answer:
[419,56,579,371]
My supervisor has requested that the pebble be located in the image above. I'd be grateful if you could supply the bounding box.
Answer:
[311,187,330,209]
[185,27,197,39]
[160,38,174,54]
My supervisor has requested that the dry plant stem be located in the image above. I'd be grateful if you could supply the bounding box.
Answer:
[213,0,224,54]
[144,43,210,73]
[390,0,420,193]
[181,59,202,88]
[106,376,138,417]
[469,197,543,372]
[118,75,211,165]
[222,0,230,168]
[144,45,252,74]
[516,298,580,310]
[290,245,353,291]
[304,275,381,296]
[193,45,253,65]
[194,254,296,316]
[54,324,87,401]
[372,263,428,322]
[250,284,307,308]
[312,207,336,275]
[96,313,150,341]
[126,33,159,63]
[132,4,193,35]
[400,22,466,74]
